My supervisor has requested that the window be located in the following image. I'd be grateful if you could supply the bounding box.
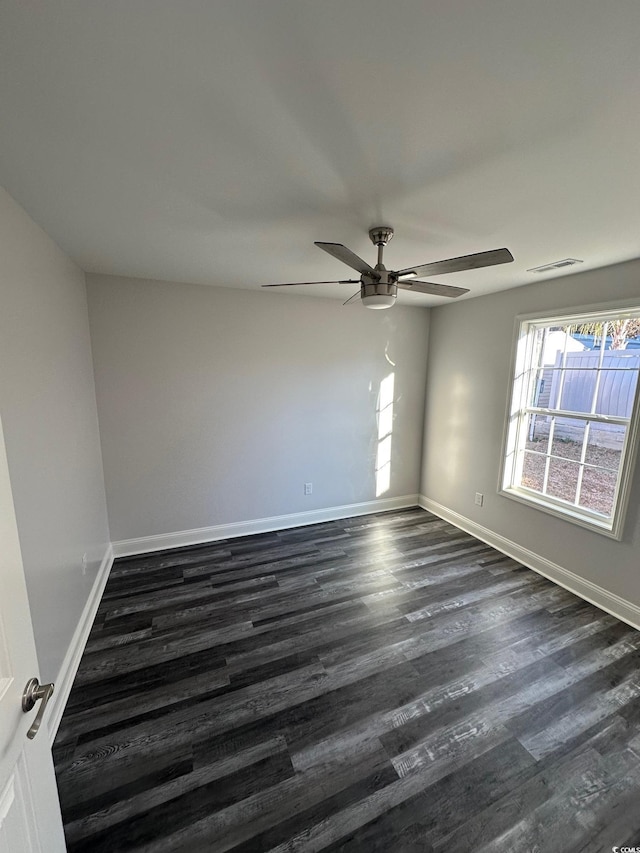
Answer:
[500,305,640,538]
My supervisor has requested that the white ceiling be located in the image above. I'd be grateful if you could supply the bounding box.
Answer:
[1,1,640,306]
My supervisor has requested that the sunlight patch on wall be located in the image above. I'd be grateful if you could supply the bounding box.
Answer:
[376,372,395,496]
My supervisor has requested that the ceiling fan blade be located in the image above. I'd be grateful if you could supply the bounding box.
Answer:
[261,280,359,288]
[343,289,361,306]
[397,248,514,279]
[397,280,469,298]
[315,242,378,277]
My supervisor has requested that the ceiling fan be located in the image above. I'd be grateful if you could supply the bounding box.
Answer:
[263,226,514,309]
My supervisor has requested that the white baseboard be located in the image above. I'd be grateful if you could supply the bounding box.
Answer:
[113,495,420,558]
[47,544,114,745]
[419,495,640,632]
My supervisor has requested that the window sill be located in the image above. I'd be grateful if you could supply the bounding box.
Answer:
[499,485,622,540]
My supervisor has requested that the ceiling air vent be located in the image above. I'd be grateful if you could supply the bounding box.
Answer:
[527,258,583,274]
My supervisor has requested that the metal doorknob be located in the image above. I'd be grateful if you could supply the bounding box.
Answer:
[22,677,55,740]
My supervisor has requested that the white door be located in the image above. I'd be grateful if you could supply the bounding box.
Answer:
[0,414,66,852]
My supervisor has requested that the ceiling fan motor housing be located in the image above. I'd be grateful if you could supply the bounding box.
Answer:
[361,281,397,309]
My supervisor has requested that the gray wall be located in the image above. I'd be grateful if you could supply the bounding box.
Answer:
[0,187,110,682]
[87,275,430,542]
[421,257,640,607]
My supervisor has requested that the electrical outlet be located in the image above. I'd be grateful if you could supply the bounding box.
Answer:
[304,482,313,495]
[81,552,88,575]
[474,492,484,507]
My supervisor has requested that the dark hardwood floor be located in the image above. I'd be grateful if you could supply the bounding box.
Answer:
[53,508,640,852]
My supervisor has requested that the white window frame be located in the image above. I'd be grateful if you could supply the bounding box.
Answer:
[499,301,640,539]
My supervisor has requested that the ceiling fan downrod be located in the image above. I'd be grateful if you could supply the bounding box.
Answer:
[369,226,394,269]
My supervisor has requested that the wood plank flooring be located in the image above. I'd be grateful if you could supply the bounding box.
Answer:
[53,508,640,852]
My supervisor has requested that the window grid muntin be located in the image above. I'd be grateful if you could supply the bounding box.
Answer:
[517,408,627,518]
[524,448,620,475]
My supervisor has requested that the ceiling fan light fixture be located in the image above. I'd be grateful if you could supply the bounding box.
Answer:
[361,283,397,309]
[361,294,396,309]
